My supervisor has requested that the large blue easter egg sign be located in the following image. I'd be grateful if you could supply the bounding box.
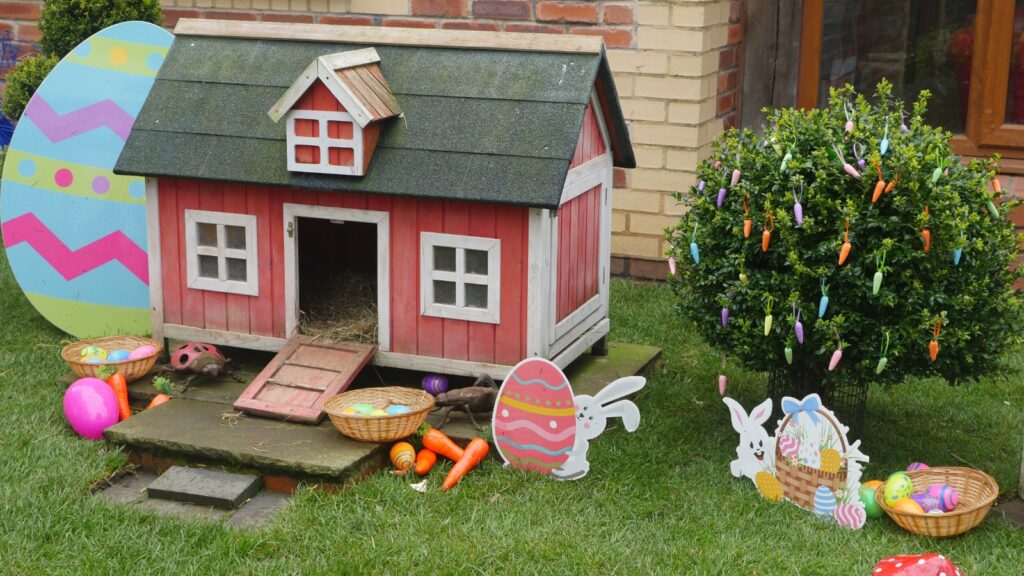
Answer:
[0,22,172,337]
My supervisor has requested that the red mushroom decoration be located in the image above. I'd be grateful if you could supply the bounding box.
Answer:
[872,554,963,576]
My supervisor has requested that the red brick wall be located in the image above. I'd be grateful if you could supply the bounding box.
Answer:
[0,0,40,62]
[717,0,743,130]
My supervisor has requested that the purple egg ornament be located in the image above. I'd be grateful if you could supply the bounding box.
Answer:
[422,374,449,396]
[63,378,119,440]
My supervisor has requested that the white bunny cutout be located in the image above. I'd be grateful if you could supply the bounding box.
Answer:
[551,375,647,481]
[722,397,775,482]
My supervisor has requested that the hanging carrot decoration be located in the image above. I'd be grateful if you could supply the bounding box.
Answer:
[761,212,774,253]
[885,171,899,195]
[792,185,804,226]
[920,206,931,252]
[689,224,700,264]
[900,109,909,132]
[667,255,676,275]
[731,160,741,187]
[828,329,844,372]
[763,296,774,336]
[873,250,887,295]
[853,141,866,171]
[988,178,1001,218]
[717,186,727,208]
[843,101,855,133]
[880,122,890,155]
[931,164,943,184]
[876,331,890,375]
[818,278,830,318]
[721,306,730,328]
[697,180,706,192]
[742,196,752,238]
[793,303,804,344]
[784,337,794,365]
[953,234,965,266]
[833,144,861,179]
[929,320,942,362]
[838,219,852,265]
[718,352,728,396]
[739,270,749,285]
[871,159,885,203]
[780,149,792,172]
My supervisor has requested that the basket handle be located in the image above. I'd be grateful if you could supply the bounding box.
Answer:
[776,408,848,452]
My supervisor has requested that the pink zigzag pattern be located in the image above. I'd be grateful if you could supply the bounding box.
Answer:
[24,96,135,142]
[2,213,149,284]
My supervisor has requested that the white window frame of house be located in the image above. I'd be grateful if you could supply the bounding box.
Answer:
[285,109,364,176]
[184,210,259,296]
[420,232,501,324]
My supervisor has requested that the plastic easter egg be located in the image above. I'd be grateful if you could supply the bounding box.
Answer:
[863,479,884,490]
[63,377,119,439]
[80,346,107,359]
[0,22,173,338]
[911,493,943,513]
[813,485,837,517]
[83,356,106,364]
[422,374,448,396]
[906,462,929,472]
[390,442,416,475]
[341,405,359,415]
[833,503,866,529]
[777,434,800,458]
[349,403,374,415]
[386,404,411,415]
[106,349,131,362]
[369,409,389,417]
[859,485,883,519]
[129,344,158,360]
[883,472,914,505]
[891,497,925,514]
[925,484,960,511]
[493,358,576,475]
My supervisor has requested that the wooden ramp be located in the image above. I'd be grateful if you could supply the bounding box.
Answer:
[234,336,375,423]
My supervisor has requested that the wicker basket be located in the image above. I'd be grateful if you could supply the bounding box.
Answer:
[774,409,848,510]
[324,386,435,443]
[61,336,162,383]
[875,466,999,537]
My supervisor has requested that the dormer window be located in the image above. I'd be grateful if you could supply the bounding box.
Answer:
[268,47,400,177]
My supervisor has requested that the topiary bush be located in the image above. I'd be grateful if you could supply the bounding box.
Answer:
[2,54,58,119]
[667,82,1024,401]
[38,0,162,58]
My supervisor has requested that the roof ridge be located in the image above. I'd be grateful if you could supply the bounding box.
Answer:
[174,19,605,55]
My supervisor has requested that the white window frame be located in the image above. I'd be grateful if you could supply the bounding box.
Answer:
[184,209,259,296]
[420,232,501,324]
[285,109,364,176]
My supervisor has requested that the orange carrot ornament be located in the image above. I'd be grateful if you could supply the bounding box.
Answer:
[921,206,931,252]
[147,376,172,409]
[871,160,885,203]
[414,449,437,475]
[987,178,1001,217]
[885,171,899,194]
[442,437,489,490]
[99,367,131,421]
[761,212,774,253]
[418,425,465,461]
[929,320,942,362]
[838,220,852,265]
[742,196,752,238]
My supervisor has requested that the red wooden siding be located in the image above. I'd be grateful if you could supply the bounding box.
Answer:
[556,101,607,322]
[158,179,529,364]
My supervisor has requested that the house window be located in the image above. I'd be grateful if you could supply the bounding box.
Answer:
[184,210,258,296]
[420,232,501,324]
[286,110,362,176]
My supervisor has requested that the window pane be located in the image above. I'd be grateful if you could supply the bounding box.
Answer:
[225,225,246,250]
[465,249,488,275]
[197,222,217,247]
[465,283,488,309]
[433,280,456,305]
[818,0,977,132]
[198,255,219,278]
[1006,1,1024,123]
[226,258,247,282]
[434,246,456,272]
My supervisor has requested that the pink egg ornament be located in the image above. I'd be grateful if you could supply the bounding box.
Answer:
[832,503,866,529]
[906,462,930,472]
[129,345,158,360]
[493,358,576,475]
[777,434,800,458]
[925,484,960,511]
[63,378,120,440]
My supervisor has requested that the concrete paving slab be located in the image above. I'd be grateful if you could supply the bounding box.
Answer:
[146,466,260,509]
[995,498,1024,529]
[227,492,291,529]
[93,470,157,505]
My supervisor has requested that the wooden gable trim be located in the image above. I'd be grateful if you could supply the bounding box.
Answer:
[177,19,605,55]
[268,50,381,126]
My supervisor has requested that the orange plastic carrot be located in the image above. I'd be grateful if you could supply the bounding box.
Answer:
[993,178,1003,193]
[414,448,437,475]
[419,426,465,461]
[147,394,170,409]
[930,321,942,362]
[442,437,489,491]
[921,229,931,252]
[761,212,774,253]
[107,372,131,421]
[885,172,899,194]
[872,180,885,203]
[838,220,852,265]
[742,196,752,238]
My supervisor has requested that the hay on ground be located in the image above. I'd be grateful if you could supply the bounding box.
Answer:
[298,272,378,344]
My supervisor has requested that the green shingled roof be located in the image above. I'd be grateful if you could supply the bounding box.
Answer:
[114,36,634,209]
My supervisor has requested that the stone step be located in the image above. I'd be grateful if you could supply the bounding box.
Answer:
[146,466,261,509]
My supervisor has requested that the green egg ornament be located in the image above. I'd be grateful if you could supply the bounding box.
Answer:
[739,272,749,286]
[350,403,374,415]
[859,485,883,519]
[883,472,914,506]
[80,346,107,360]
[369,409,389,417]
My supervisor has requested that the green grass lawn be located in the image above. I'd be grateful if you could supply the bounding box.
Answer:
[1,249,1022,575]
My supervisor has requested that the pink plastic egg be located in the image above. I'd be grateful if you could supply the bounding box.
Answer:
[906,461,930,472]
[129,345,157,360]
[492,358,576,475]
[925,484,960,511]
[63,378,119,440]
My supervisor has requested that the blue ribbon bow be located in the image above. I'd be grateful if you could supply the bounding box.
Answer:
[782,394,821,426]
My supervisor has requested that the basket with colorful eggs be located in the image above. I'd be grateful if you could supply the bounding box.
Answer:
[872,464,998,537]
[61,335,162,383]
[324,386,434,442]
[774,405,849,510]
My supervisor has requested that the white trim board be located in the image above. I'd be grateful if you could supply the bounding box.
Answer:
[285,109,365,176]
[551,318,610,371]
[145,177,163,343]
[268,50,380,126]
[183,209,259,297]
[163,324,287,352]
[282,203,391,352]
[374,351,511,380]
[560,154,610,205]
[526,208,552,357]
[420,231,501,324]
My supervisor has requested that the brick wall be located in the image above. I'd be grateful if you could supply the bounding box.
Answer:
[0,0,739,279]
